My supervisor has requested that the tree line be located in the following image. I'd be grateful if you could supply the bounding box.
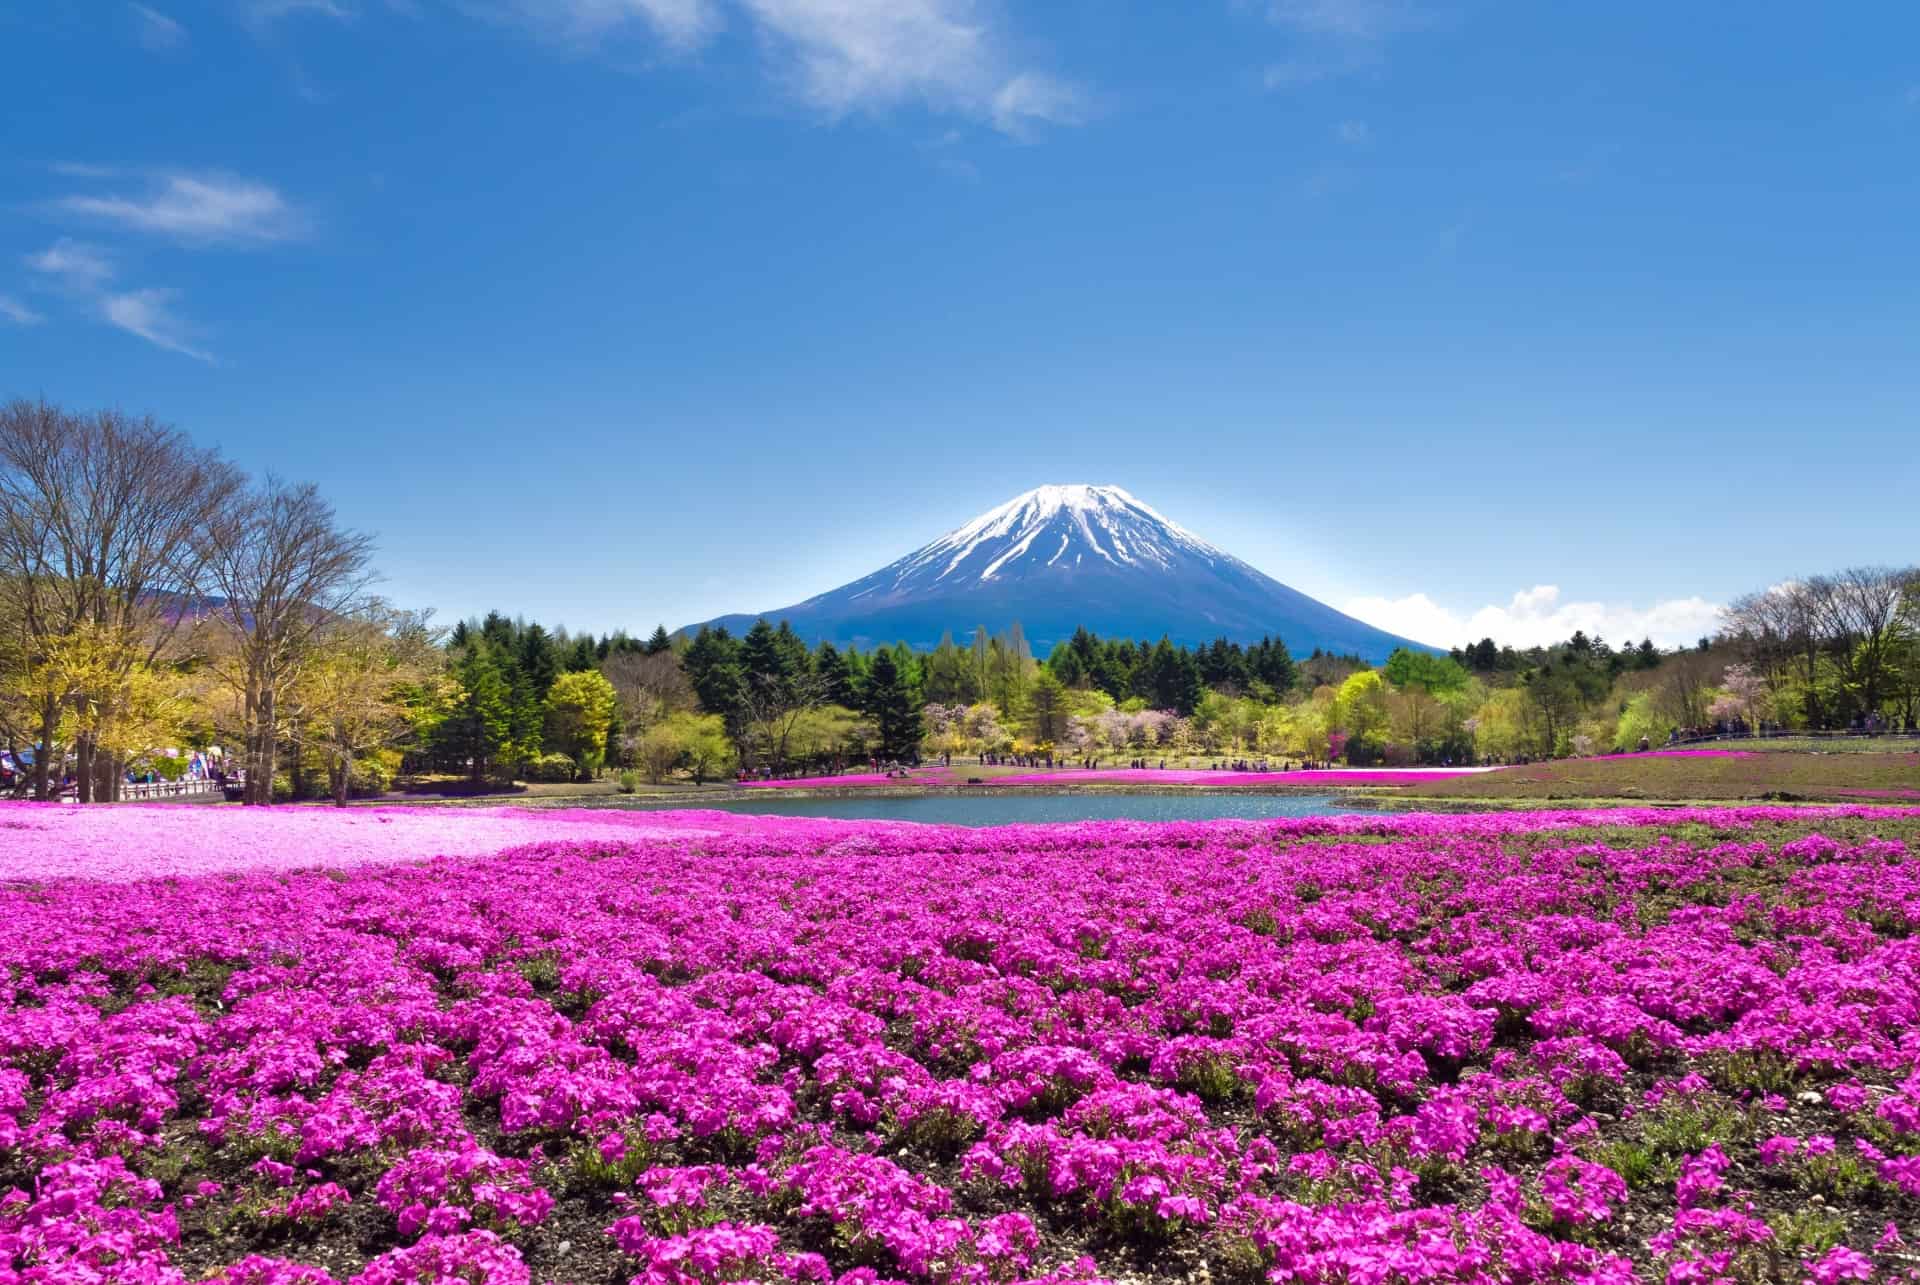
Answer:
[0,399,410,804]
[8,398,1913,796]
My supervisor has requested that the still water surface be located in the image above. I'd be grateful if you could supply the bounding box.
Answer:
[625,792,1362,827]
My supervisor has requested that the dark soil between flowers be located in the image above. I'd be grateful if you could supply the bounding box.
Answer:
[32,815,1920,1282]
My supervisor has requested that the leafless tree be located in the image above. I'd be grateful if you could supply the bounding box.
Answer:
[1803,566,1915,719]
[740,668,826,771]
[1725,569,1919,726]
[200,480,375,804]
[0,400,239,800]
[602,649,694,733]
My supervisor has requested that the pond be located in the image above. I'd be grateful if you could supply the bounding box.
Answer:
[618,792,1364,827]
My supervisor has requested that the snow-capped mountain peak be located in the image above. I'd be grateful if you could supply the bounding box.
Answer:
[880,484,1229,590]
[691,484,1434,661]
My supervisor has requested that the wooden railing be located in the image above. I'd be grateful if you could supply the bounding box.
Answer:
[117,778,224,801]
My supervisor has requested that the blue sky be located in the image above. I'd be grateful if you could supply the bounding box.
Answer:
[3,1,1917,650]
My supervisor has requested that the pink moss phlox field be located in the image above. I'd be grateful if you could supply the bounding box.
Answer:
[741,775,916,790]
[3,806,1920,1283]
[985,769,1478,787]
[0,802,888,882]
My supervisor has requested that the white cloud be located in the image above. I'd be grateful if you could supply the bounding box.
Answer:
[1342,584,1725,651]
[462,0,720,50]
[1259,0,1420,90]
[130,3,188,50]
[0,295,43,326]
[56,173,303,246]
[428,0,1077,135]
[50,161,122,179]
[1335,118,1369,144]
[1268,0,1415,40]
[733,0,1079,134]
[990,73,1083,138]
[242,0,354,22]
[26,239,116,291]
[101,289,213,362]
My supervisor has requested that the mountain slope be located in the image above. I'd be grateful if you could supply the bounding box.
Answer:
[690,484,1433,660]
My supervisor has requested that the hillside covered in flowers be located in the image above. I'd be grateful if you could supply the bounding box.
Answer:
[4,806,1920,1283]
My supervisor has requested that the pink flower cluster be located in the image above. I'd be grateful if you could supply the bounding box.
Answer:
[985,768,1479,787]
[1,804,1918,1283]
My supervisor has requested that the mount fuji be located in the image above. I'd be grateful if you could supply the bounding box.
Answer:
[691,485,1434,661]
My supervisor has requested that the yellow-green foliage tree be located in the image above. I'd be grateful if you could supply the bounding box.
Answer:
[545,669,618,779]
[1470,687,1542,760]
[25,621,196,779]
[1332,670,1391,748]
[636,711,735,784]
[291,605,446,805]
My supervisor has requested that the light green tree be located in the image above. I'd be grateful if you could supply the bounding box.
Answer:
[545,669,618,778]
[637,711,736,784]
[1331,670,1391,746]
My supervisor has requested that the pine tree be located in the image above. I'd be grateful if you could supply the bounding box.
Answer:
[563,636,597,672]
[440,647,513,781]
[516,624,560,701]
[683,626,746,732]
[644,625,673,656]
[863,649,923,762]
[814,642,857,707]
[740,619,792,701]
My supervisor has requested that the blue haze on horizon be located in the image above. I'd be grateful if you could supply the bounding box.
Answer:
[2,1,1916,651]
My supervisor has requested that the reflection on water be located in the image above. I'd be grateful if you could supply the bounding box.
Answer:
[621,792,1362,827]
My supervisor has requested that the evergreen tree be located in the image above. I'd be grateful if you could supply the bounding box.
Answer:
[439,647,513,781]
[682,626,746,731]
[563,635,597,672]
[644,624,673,656]
[479,610,516,654]
[507,668,543,769]
[773,621,812,683]
[814,642,858,707]
[1138,637,1202,713]
[1249,635,1297,692]
[515,624,560,701]
[740,619,793,701]
[863,649,923,761]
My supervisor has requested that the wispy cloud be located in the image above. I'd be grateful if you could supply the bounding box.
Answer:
[130,3,188,51]
[332,0,1081,136]
[101,289,213,363]
[241,0,354,24]
[26,240,116,292]
[461,0,721,51]
[1268,0,1417,40]
[1259,0,1422,90]
[55,173,304,246]
[1344,584,1724,651]
[51,161,122,179]
[0,296,43,327]
[24,239,214,361]
[739,0,1080,133]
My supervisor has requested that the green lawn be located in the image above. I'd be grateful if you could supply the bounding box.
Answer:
[1408,750,1920,804]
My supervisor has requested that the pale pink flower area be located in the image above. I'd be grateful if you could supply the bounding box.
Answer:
[0,801,872,882]
[1,803,1916,1283]
[987,767,1479,787]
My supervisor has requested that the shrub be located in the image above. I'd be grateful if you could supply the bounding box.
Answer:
[523,753,578,784]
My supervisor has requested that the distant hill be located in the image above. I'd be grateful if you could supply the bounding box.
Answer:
[687,484,1433,663]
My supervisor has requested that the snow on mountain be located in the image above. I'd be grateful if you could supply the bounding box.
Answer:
[689,484,1435,661]
[868,485,1222,589]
